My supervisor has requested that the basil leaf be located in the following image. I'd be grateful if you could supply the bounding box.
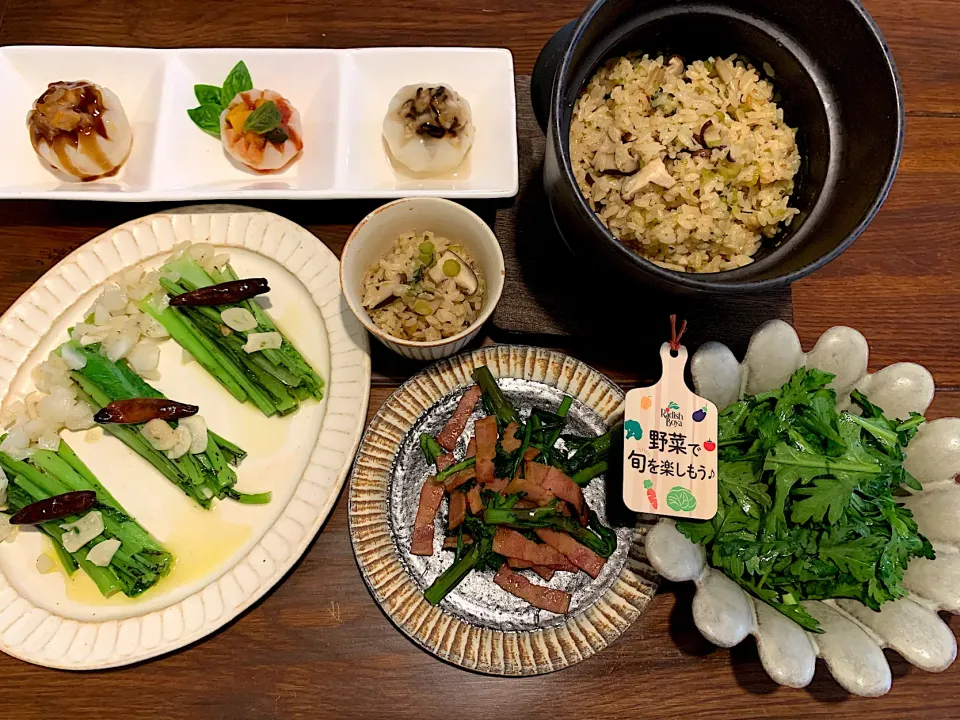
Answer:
[243,101,282,134]
[221,61,253,107]
[187,104,222,137]
[194,84,222,106]
[264,126,290,144]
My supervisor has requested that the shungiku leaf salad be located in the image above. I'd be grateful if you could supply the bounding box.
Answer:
[675,367,934,633]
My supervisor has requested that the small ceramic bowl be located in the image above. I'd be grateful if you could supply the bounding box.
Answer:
[340,198,505,360]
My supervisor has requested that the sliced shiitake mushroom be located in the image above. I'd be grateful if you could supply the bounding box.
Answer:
[666,55,685,76]
[427,251,479,295]
[697,120,724,149]
[621,158,676,200]
[364,283,408,309]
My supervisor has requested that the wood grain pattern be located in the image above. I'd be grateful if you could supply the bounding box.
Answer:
[1,0,956,113]
[1,0,960,715]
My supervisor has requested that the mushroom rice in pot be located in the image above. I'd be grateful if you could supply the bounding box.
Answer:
[569,54,801,273]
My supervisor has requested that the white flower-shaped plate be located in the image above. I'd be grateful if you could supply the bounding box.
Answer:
[0,206,370,669]
[645,320,960,696]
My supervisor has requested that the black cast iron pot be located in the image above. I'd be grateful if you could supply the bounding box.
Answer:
[531,0,904,294]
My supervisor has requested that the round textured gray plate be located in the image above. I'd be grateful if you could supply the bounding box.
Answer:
[349,345,659,675]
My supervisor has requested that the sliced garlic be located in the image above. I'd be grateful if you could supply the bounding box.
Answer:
[179,415,208,454]
[221,307,258,332]
[242,332,283,353]
[166,426,192,460]
[36,553,57,574]
[187,242,215,264]
[139,313,170,339]
[60,343,87,370]
[141,418,178,451]
[0,513,17,543]
[85,427,104,443]
[86,538,121,567]
[59,511,105,553]
[127,341,160,377]
[25,392,42,421]
[210,253,231,270]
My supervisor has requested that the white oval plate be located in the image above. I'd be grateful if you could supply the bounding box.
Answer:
[0,205,370,669]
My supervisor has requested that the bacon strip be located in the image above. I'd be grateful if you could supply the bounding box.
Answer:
[475,416,499,485]
[507,555,577,573]
[493,527,569,567]
[436,453,455,472]
[466,485,483,515]
[442,534,473,550]
[444,438,478,491]
[535,528,606,579]
[448,491,466,531]
[502,422,522,453]
[444,465,476,492]
[504,477,556,506]
[533,567,555,581]
[541,467,587,523]
[525,460,549,484]
[507,558,556,581]
[436,385,483,451]
[523,447,540,462]
[488,478,508,493]
[494,565,570,614]
[411,479,445,555]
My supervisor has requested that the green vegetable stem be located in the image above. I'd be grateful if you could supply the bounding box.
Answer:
[420,434,446,465]
[0,440,173,598]
[146,256,324,418]
[61,340,266,509]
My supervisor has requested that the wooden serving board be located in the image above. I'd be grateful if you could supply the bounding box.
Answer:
[492,77,793,357]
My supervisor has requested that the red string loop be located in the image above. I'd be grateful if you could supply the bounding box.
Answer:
[669,315,688,351]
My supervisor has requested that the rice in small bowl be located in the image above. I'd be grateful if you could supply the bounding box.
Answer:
[361,231,484,343]
[340,198,504,361]
[569,54,801,273]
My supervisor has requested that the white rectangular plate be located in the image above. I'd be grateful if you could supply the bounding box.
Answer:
[3,46,518,201]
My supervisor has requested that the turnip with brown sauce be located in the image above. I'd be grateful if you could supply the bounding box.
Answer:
[27,81,133,181]
[382,84,475,174]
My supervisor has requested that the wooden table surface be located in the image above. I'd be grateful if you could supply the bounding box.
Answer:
[1,0,959,717]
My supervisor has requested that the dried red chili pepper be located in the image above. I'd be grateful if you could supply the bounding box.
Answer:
[94,398,199,424]
[10,490,97,525]
[169,278,270,307]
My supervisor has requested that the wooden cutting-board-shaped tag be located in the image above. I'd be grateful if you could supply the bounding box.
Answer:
[622,343,718,520]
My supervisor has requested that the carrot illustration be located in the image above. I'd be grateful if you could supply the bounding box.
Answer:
[647,488,658,509]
